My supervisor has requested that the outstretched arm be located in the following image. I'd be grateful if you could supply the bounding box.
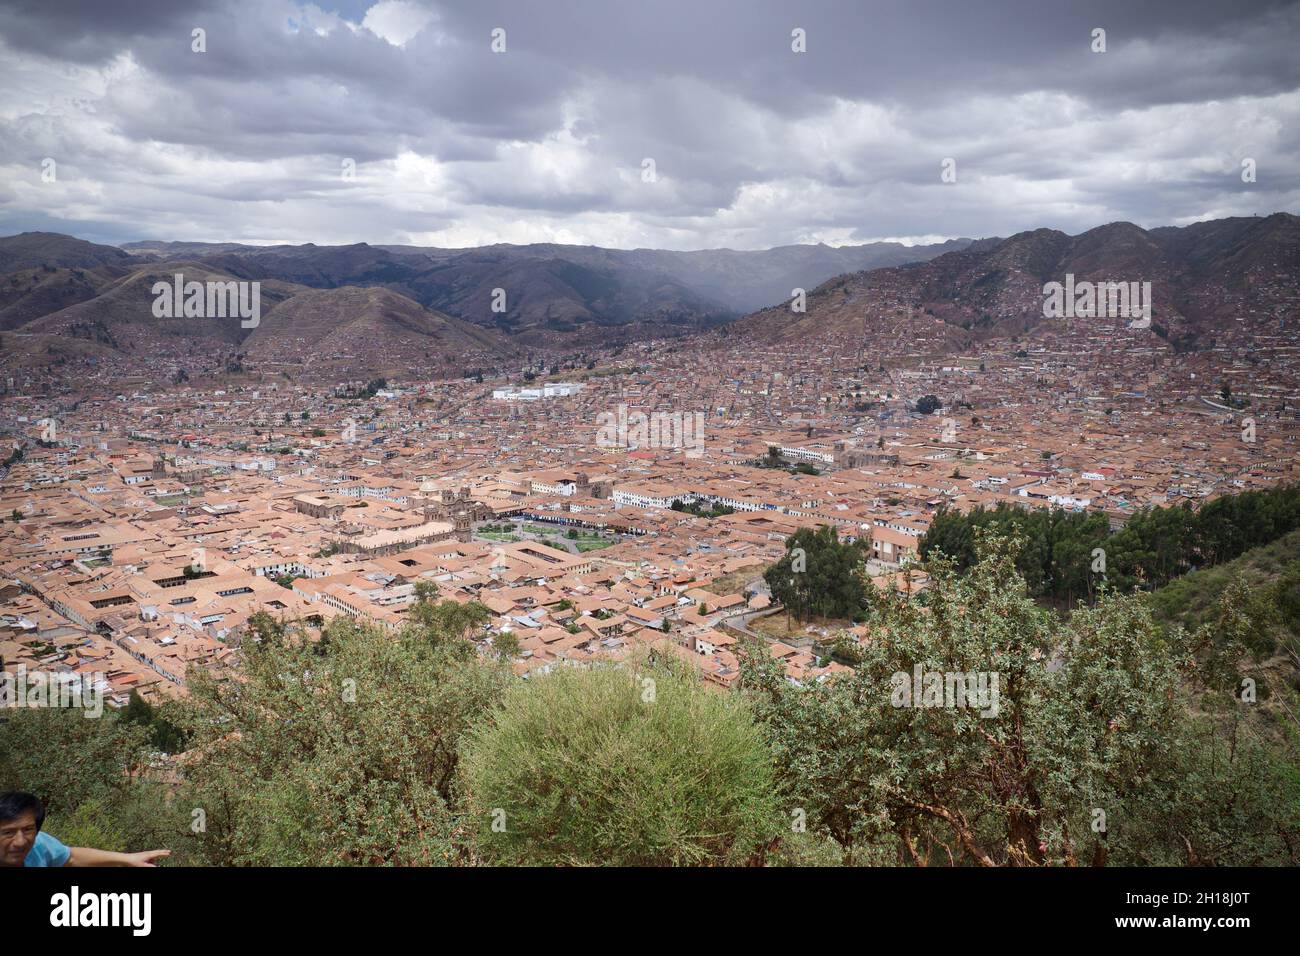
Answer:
[65,847,171,867]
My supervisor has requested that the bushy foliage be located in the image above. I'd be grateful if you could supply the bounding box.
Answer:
[0,707,185,860]
[176,613,512,865]
[743,532,1300,866]
[460,659,781,866]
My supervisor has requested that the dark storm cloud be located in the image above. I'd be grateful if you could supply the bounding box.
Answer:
[429,0,1300,110]
[0,0,1296,248]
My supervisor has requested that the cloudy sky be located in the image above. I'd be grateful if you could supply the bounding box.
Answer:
[1,0,1297,250]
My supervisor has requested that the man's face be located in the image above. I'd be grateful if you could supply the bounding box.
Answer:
[0,810,39,866]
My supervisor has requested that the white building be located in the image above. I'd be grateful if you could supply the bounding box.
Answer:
[493,382,585,401]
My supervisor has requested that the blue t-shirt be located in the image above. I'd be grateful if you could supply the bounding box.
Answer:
[24,831,71,867]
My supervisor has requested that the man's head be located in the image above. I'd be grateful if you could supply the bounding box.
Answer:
[0,791,44,866]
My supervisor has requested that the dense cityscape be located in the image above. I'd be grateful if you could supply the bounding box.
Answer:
[3,289,1298,699]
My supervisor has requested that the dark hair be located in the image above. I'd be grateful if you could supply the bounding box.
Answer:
[0,791,45,828]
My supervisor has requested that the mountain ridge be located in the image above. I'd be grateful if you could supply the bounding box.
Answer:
[117,235,976,331]
[730,213,1300,347]
[2,213,1294,375]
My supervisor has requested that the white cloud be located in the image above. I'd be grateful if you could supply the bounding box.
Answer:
[361,1,435,47]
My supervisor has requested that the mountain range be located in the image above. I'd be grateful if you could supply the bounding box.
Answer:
[117,235,974,341]
[732,213,1299,349]
[0,213,1295,378]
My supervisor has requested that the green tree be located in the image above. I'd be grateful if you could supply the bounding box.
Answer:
[743,532,1300,866]
[920,488,1300,604]
[764,525,869,623]
[121,689,189,753]
[408,598,491,650]
[492,630,520,660]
